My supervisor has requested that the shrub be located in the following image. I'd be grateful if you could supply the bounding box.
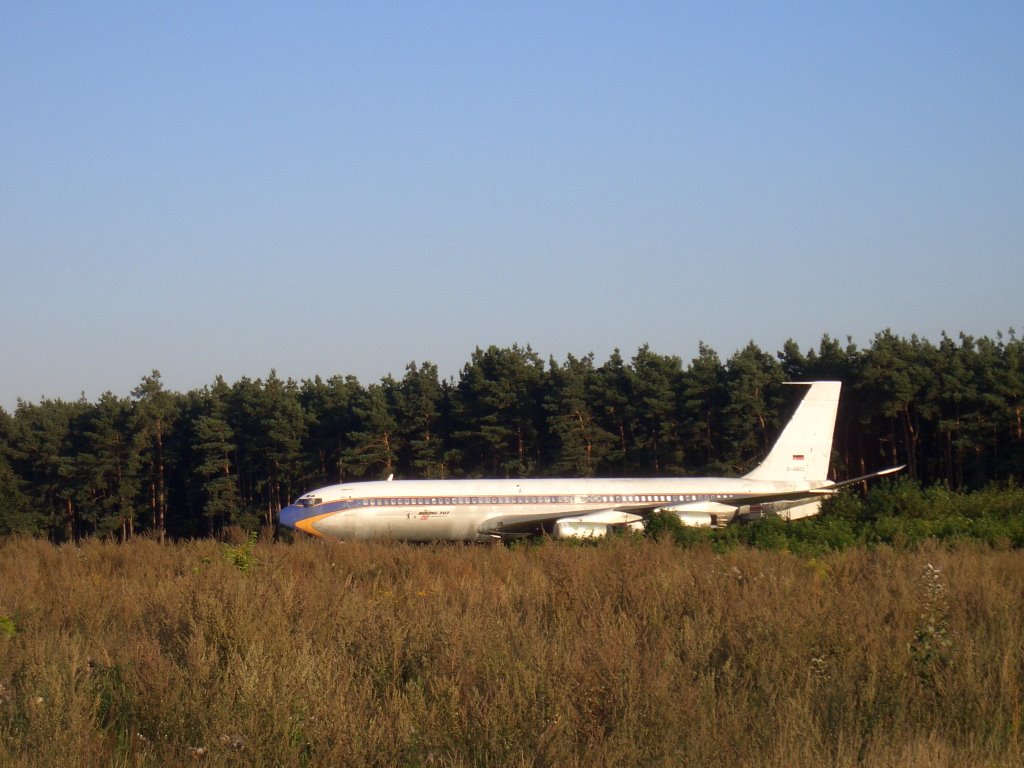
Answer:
[222,531,258,572]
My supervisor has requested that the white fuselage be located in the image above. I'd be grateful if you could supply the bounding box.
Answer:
[279,475,817,541]
[279,381,848,542]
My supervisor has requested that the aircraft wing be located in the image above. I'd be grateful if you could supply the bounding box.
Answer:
[477,509,642,538]
[474,491,819,538]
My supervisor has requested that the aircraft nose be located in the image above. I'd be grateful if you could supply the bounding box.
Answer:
[278,503,328,538]
[278,504,304,529]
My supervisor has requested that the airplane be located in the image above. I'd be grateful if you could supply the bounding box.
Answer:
[279,381,902,542]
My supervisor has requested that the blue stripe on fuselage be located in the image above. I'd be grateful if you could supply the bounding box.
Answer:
[279,499,362,529]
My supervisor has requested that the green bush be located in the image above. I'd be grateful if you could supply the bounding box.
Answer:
[222,531,258,572]
[644,510,713,547]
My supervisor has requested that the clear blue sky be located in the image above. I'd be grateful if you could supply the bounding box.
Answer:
[2,2,1022,410]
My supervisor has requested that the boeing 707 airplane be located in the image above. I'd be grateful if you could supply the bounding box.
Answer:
[279,381,902,541]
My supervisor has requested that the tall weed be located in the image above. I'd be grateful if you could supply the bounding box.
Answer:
[0,535,1021,766]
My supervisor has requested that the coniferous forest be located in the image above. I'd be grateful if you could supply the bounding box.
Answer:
[1,329,1023,542]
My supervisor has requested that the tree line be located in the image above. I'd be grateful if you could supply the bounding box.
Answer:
[1,329,1022,540]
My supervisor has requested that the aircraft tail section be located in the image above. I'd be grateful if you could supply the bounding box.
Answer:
[743,381,841,484]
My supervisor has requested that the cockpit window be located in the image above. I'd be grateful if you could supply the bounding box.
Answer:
[295,497,323,508]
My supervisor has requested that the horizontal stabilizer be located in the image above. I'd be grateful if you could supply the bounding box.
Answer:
[718,465,905,508]
[825,465,905,490]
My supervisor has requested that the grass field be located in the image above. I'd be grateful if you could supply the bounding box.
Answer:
[1,534,1022,767]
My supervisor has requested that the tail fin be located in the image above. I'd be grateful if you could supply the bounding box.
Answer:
[743,381,841,484]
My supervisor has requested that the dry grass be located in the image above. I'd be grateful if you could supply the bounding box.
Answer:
[0,535,1022,767]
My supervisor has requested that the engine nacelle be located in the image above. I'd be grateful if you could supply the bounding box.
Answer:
[665,501,737,528]
[553,512,645,539]
[780,500,821,520]
[553,519,612,538]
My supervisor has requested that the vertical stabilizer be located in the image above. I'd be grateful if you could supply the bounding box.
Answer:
[743,381,841,484]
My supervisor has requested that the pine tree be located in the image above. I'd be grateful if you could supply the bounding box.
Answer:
[193,384,240,534]
[722,342,784,473]
[253,372,307,525]
[300,374,363,485]
[132,371,177,540]
[592,349,635,474]
[344,382,399,479]
[544,353,616,477]
[69,393,141,539]
[0,453,35,534]
[679,342,727,473]
[630,345,684,475]
[453,345,546,477]
[393,362,447,479]
[10,398,88,540]
[859,331,935,480]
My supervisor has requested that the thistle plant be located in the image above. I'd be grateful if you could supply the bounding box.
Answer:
[909,562,952,674]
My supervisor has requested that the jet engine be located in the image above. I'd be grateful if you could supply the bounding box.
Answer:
[553,512,644,539]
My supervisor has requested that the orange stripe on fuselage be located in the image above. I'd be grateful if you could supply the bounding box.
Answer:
[294,511,339,537]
